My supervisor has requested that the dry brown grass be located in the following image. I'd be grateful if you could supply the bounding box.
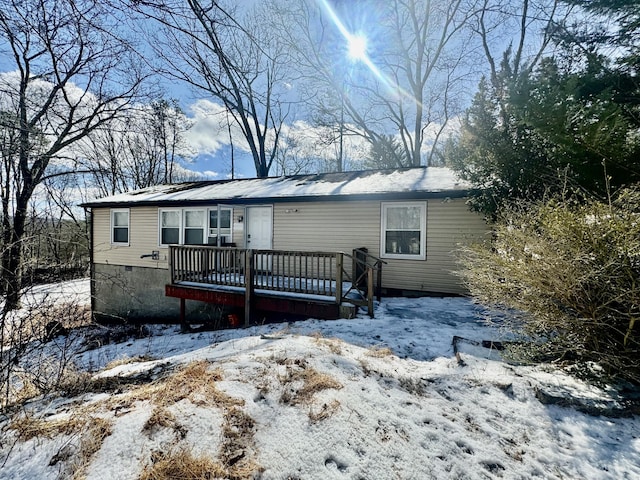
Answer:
[10,359,265,479]
[9,411,112,479]
[139,448,227,480]
[101,360,243,412]
[219,406,262,479]
[139,400,261,479]
[366,346,394,358]
[9,413,87,441]
[69,417,112,479]
[308,399,341,423]
[142,407,177,434]
[279,362,343,406]
[315,337,344,355]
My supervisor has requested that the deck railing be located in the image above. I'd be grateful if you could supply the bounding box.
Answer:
[168,245,383,317]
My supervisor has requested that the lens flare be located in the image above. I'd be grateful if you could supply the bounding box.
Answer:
[316,0,419,106]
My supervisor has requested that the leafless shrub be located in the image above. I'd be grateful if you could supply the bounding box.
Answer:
[1,297,91,411]
[458,189,640,385]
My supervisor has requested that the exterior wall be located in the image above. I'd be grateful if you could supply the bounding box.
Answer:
[272,198,488,295]
[90,198,488,321]
[93,263,225,322]
[92,207,245,269]
[92,206,245,322]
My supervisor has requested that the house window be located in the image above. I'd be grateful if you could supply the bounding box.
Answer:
[159,208,230,246]
[160,209,181,245]
[184,209,205,245]
[209,208,232,237]
[111,209,129,245]
[380,202,426,260]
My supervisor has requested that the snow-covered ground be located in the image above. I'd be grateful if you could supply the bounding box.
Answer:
[1,280,638,479]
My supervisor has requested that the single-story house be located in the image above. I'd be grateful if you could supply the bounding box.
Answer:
[81,167,488,323]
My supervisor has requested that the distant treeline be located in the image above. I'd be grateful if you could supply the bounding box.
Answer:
[15,217,89,287]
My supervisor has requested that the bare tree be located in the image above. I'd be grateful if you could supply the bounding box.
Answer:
[272,0,477,168]
[133,0,291,178]
[0,0,147,310]
[473,0,568,116]
[78,99,195,197]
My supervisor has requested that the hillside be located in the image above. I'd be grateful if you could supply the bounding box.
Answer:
[1,282,638,479]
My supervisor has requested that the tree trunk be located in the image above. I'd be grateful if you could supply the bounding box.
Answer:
[2,205,26,311]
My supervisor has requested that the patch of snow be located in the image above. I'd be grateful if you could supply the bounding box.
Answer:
[84,167,469,206]
[1,279,638,479]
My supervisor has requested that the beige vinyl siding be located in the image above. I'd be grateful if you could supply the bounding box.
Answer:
[94,207,167,268]
[93,206,245,268]
[386,199,488,294]
[272,198,487,294]
[273,201,380,253]
[93,199,487,293]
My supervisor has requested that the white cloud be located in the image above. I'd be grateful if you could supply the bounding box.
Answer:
[183,100,371,172]
[184,99,248,155]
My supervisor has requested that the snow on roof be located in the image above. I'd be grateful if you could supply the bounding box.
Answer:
[82,167,471,207]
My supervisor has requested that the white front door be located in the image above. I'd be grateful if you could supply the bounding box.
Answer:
[246,206,273,271]
[246,206,273,250]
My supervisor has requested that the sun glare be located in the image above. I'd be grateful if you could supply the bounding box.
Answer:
[317,0,419,106]
[347,34,367,61]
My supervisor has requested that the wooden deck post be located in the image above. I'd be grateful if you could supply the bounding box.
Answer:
[179,298,186,330]
[244,249,254,326]
[367,267,374,317]
[168,245,175,283]
[376,262,383,302]
[335,252,344,305]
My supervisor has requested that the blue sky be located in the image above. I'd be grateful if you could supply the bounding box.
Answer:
[0,0,553,182]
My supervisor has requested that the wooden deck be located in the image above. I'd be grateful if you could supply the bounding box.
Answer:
[165,246,384,326]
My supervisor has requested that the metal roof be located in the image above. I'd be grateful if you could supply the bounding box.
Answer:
[81,167,471,208]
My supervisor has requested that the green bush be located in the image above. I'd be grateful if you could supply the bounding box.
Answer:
[459,187,640,384]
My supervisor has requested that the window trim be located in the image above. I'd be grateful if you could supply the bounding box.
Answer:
[209,207,233,238]
[380,201,427,260]
[158,208,182,247]
[110,208,130,246]
[158,207,234,247]
[183,208,206,245]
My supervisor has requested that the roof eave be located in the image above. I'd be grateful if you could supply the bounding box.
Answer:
[80,189,472,209]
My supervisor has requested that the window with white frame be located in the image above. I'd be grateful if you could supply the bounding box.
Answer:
[380,202,426,259]
[184,209,206,245]
[209,208,232,238]
[159,209,180,245]
[110,209,129,245]
[159,207,232,246]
